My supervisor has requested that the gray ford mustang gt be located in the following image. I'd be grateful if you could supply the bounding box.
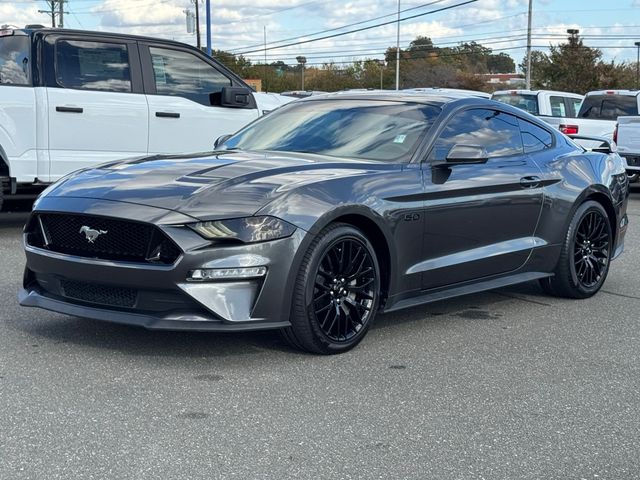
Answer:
[20,93,629,354]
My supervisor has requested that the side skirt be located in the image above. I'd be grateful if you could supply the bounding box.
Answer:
[383,271,551,313]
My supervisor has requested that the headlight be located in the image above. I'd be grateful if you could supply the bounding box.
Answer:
[189,216,296,243]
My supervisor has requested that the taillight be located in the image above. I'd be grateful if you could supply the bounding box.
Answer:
[560,124,579,135]
[613,124,618,144]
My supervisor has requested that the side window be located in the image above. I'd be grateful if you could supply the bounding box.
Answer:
[518,118,553,153]
[549,96,567,117]
[55,40,131,92]
[149,47,232,106]
[429,108,523,162]
[568,98,582,118]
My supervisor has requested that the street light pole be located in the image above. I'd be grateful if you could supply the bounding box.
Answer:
[296,56,307,91]
[525,0,532,90]
[205,0,211,56]
[635,42,640,89]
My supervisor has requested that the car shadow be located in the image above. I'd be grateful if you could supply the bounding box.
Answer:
[12,281,549,359]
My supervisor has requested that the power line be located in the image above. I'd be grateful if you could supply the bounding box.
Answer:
[228,0,450,53]
[236,0,479,55]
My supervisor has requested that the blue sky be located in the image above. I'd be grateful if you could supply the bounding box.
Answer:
[2,0,639,69]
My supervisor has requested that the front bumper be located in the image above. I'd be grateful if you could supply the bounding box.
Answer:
[20,197,307,332]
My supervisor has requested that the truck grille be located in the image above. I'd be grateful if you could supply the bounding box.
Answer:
[28,213,181,265]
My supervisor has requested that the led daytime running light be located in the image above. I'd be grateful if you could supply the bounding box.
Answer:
[188,267,267,281]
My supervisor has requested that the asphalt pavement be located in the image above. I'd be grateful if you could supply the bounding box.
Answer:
[1,190,639,479]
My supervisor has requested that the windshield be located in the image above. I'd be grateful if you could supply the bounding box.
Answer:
[578,94,639,120]
[0,35,30,85]
[492,93,539,115]
[222,99,441,162]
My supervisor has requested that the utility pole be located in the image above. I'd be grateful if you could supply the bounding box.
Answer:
[205,0,212,56]
[635,41,640,89]
[395,0,400,90]
[194,0,201,50]
[263,26,268,92]
[58,0,64,28]
[39,1,65,28]
[525,0,532,90]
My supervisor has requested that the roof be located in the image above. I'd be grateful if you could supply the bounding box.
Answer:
[302,90,492,106]
[586,90,640,97]
[5,26,199,50]
[492,89,584,98]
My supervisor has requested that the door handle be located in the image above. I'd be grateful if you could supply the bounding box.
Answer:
[520,176,541,189]
[155,111,180,118]
[56,106,83,113]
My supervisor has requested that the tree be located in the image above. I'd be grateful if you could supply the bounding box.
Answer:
[487,53,515,74]
[521,35,602,93]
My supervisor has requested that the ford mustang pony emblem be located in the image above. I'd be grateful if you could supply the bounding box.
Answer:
[79,226,108,243]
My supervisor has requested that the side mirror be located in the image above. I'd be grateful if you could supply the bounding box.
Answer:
[214,134,232,149]
[217,86,256,109]
[445,144,489,164]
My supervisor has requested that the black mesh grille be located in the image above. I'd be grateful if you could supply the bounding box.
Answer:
[60,279,137,308]
[29,213,181,264]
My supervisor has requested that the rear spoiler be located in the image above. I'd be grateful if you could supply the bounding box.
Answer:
[567,134,617,154]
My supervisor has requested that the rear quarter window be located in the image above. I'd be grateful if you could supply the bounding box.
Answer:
[0,35,31,85]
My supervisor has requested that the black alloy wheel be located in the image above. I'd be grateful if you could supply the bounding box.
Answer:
[313,238,377,342]
[283,223,381,354]
[573,210,611,289]
[540,201,612,299]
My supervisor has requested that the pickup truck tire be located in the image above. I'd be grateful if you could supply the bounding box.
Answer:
[540,201,612,299]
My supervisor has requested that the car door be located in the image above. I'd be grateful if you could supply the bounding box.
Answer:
[140,44,259,154]
[419,108,545,290]
[45,36,148,182]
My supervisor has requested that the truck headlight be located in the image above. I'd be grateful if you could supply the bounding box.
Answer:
[189,216,296,243]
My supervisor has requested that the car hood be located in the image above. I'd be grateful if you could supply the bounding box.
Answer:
[42,151,384,221]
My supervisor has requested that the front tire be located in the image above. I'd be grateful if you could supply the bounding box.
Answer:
[282,223,381,354]
[540,201,612,299]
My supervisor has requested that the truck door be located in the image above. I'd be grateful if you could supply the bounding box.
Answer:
[44,36,148,182]
[140,43,259,154]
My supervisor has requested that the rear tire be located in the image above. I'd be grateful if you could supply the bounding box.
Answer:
[282,223,381,354]
[540,201,612,299]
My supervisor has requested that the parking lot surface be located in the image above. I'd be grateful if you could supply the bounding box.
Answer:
[1,191,639,479]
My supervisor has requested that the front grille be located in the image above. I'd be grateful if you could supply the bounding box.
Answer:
[60,279,137,307]
[28,213,181,265]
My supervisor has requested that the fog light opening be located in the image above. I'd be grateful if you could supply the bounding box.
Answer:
[188,266,267,281]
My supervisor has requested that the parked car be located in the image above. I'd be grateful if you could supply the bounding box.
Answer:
[491,89,584,127]
[0,26,292,210]
[544,90,640,139]
[615,116,640,183]
[20,92,629,353]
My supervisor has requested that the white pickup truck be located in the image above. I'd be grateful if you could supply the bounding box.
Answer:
[0,26,291,210]
[616,116,640,182]
[544,90,640,140]
[491,89,584,128]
